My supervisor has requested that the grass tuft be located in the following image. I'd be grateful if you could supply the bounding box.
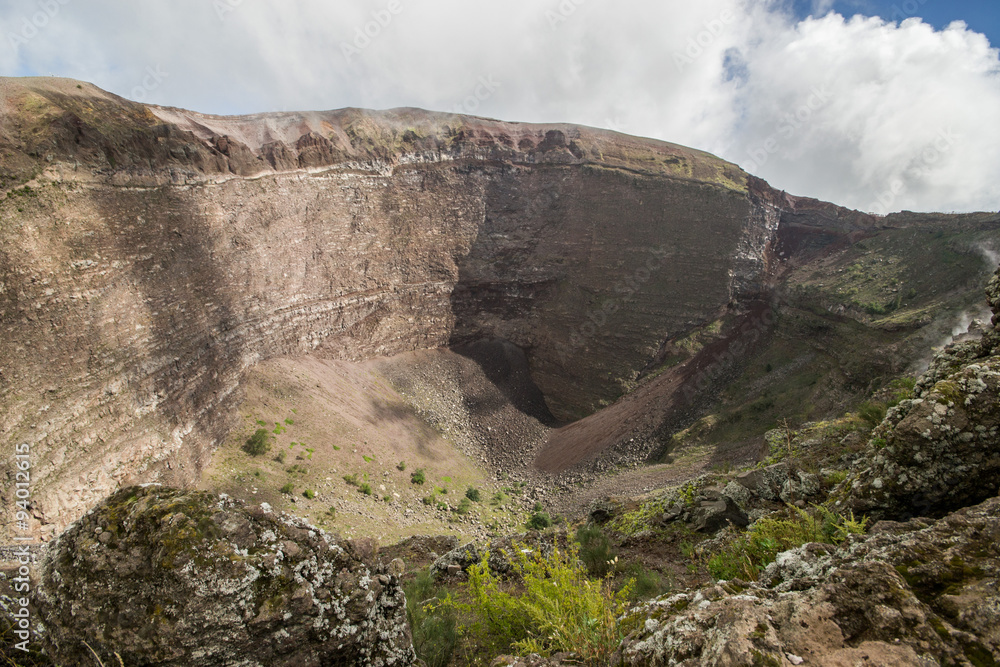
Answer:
[708,506,867,581]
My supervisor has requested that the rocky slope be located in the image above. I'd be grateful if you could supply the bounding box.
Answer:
[615,497,1000,667]
[839,267,1000,520]
[0,76,996,542]
[0,77,767,538]
[491,266,1000,666]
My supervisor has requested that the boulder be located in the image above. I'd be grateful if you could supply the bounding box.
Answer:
[616,496,1000,666]
[988,264,1000,328]
[721,481,753,510]
[688,497,749,533]
[36,486,416,667]
[734,462,789,501]
[587,497,618,524]
[431,531,571,579]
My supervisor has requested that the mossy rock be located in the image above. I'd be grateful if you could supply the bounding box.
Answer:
[36,486,416,666]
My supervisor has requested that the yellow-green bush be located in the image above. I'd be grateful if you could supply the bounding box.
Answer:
[442,543,637,664]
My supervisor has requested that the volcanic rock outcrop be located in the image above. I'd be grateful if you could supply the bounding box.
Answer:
[841,264,1000,520]
[616,496,1000,666]
[36,485,415,666]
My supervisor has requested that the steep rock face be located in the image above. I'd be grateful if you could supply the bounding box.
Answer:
[37,486,415,666]
[615,496,1000,666]
[841,265,1000,520]
[0,77,812,536]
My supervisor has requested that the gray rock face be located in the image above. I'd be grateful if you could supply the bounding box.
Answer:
[688,496,749,533]
[616,496,1000,666]
[734,462,789,502]
[430,531,571,579]
[988,266,1000,328]
[36,486,416,667]
[841,265,1000,520]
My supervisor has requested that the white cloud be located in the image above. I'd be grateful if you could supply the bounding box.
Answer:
[1,0,998,213]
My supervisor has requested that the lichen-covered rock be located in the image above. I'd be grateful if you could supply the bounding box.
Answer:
[36,486,416,666]
[839,266,1000,521]
[734,462,790,502]
[615,496,1000,666]
[987,264,1000,328]
[430,531,571,579]
[687,495,749,533]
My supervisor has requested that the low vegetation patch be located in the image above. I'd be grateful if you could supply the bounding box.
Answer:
[406,571,459,667]
[243,428,271,456]
[526,511,552,531]
[707,506,868,581]
[441,543,638,664]
[576,525,617,578]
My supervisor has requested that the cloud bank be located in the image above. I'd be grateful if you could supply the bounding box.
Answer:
[1,0,998,213]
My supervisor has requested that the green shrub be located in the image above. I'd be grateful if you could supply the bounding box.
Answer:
[360,483,372,496]
[465,487,482,502]
[275,450,286,464]
[576,525,616,578]
[887,377,916,406]
[858,401,887,429]
[280,482,295,494]
[284,418,294,425]
[411,469,426,485]
[526,512,552,531]
[456,498,472,515]
[303,489,316,500]
[625,564,671,601]
[708,507,867,581]
[397,461,407,471]
[422,495,436,506]
[824,470,849,487]
[244,428,271,456]
[363,454,374,463]
[491,491,507,506]
[406,570,458,667]
[442,543,637,663]
[343,473,360,487]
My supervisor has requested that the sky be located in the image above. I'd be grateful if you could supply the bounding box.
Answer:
[1,0,998,214]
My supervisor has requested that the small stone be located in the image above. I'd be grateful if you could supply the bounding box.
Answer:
[786,654,804,665]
